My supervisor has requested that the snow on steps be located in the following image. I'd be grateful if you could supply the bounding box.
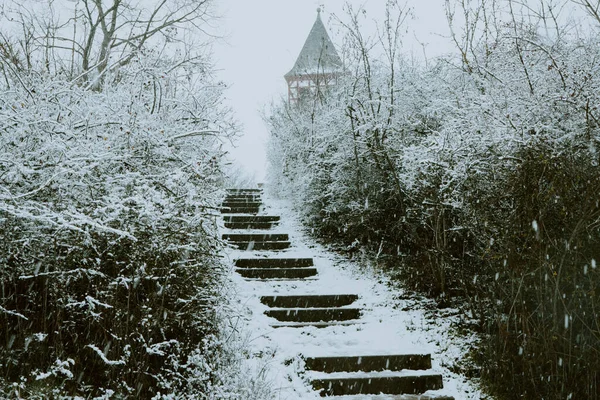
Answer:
[261,294,359,308]
[219,198,259,206]
[222,233,289,241]
[221,191,262,213]
[223,198,262,204]
[331,395,454,400]
[220,206,260,214]
[311,372,444,396]
[226,188,262,193]
[304,355,444,396]
[223,232,291,251]
[235,258,312,268]
[222,197,263,203]
[265,307,362,323]
[224,221,277,229]
[269,320,364,328]
[222,189,456,399]
[236,267,318,279]
[223,215,280,223]
[224,215,281,229]
[221,201,261,209]
[228,241,292,251]
[304,354,432,373]
[235,257,318,279]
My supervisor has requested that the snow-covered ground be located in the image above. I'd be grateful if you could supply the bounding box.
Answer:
[220,193,489,399]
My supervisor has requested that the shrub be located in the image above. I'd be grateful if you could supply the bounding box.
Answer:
[266,1,600,398]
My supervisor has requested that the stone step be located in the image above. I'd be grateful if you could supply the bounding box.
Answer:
[231,241,291,250]
[224,195,261,201]
[220,207,260,214]
[223,200,262,205]
[224,200,261,205]
[333,395,454,400]
[304,354,431,373]
[311,373,444,396]
[260,294,358,308]
[225,194,262,199]
[222,199,261,203]
[236,267,318,279]
[265,308,361,323]
[235,258,313,268]
[223,215,280,223]
[227,189,262,193]
[224,222,276,230]
[223,233,289,242]
[222,201,262,208]
[270,321,364,328]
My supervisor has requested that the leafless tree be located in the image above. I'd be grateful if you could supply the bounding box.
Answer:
[573,0,600,22]
[1,0,216,86]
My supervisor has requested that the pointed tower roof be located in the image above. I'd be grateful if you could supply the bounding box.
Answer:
[285,8,343,78]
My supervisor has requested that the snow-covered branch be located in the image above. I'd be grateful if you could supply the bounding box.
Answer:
[86,344,126,366]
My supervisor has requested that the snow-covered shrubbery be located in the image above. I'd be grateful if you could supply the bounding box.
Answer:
[267,1,600,398]
[0,1,266,398]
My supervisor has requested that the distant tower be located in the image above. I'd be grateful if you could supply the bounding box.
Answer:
[285,8,344,105]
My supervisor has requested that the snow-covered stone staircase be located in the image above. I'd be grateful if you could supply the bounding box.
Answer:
[223,215,280,229]
[221,188,456,399]
[235,258,318,279]
[222,232,291,251]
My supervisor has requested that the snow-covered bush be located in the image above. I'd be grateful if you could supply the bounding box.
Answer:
[0,0,249,397]
[267,1,600,398]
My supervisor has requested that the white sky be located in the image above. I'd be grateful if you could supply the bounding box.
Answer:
[212,0,453,181]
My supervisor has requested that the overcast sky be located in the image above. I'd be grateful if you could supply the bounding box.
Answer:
[212,0,453,181]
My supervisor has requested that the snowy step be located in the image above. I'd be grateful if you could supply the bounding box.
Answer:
[270,321,364,328]
[223,197,262,202]
[261,294,358,308]
[223,215,280,223]
[220,207,260,214]
[224,194,262,199]
[224,199,261,205]
[230,241,291,250]
[330,395,454,400]
[304,354,431,373]
[223,197,262,204]
[224,222,276,229]
[311,372,444,396]
[225,191,261,195]
[222,201,262,208]
[265,307,361,323]
[236,267,317,279]
[223,233,289,242]
[234,258,313,268]
[226,189,262,194]
[224,197,261,202]
[222,202,262,208]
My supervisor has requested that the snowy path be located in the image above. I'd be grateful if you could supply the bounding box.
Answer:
[220,189,487,399]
